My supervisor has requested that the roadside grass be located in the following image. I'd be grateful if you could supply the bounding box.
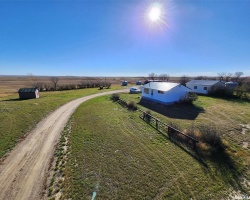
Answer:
[0,87,121,158]
[55,95,250,199]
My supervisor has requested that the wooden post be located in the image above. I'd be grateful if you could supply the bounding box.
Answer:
[156,120,158,129]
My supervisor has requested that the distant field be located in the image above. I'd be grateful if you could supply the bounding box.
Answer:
[50,94,250,199]
[0,75,182,98]
[0,76,145,97]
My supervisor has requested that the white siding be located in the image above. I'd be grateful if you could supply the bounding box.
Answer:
[186,84,210,94]
[142,84,191,105]
[186,81,224,94]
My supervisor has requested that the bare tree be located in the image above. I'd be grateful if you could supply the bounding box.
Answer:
[218,72,232,82]
[27,73,37,87]
[233,72,244,83]
[33,82,44,91]
[148,73,157,81]
[159,74,170,82]
[194,76,208,80]
[179,75,189,86]
[50,76,59,90]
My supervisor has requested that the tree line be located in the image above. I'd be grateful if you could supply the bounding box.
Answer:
[28,75,111,91]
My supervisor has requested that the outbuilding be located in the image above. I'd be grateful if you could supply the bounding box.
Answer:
[141,82,191,105]
[186,80,224,94]
[18,88,39,99]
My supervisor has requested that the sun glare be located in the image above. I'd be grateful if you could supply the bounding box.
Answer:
[144,1,172,30]
[148,6,161,22]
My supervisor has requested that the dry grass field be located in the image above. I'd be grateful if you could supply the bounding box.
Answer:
[0,75,183,98]
[0,75,143,97]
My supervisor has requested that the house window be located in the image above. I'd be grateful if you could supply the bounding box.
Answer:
[158,90,164,94]
[144,88,149,94]
[204,87,207,90]
[194,86,197,89]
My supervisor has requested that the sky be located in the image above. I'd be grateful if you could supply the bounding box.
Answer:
[0,0,249,77]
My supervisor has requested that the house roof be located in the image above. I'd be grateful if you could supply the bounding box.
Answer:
[18,88,37,93]
[186,80,220,86]
[225,81,238,85]
[142,82,180,91]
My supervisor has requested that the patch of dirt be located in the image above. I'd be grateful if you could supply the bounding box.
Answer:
[239,124,250,135]
[0,89,128,200]
[243,142,248,149]
[45,123,70,199]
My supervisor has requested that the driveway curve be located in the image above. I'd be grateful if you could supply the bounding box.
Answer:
[0,89,128,200]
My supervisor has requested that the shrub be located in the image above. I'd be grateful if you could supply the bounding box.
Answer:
[235,82,250,100]
[127,101,137,111]
[167,122,181,139]
[110,93,120,101]
[179,92,198,104]
[198,124,224,151]
[185,124,198,139]
[105,82,111,89]
[168,122,180,130]
[208,84,234,97]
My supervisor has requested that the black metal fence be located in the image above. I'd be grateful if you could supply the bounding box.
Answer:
[117,98,199,149]
[138,109,199,149]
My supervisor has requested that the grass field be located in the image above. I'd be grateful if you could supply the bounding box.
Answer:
[50,94,250,199]
[0,86,125,158]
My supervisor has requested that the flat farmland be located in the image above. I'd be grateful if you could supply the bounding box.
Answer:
[0,76,144,98]
[0,75,182,98]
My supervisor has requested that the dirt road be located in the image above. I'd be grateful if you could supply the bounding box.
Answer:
[0,89,128,200]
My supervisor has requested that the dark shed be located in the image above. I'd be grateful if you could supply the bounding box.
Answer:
[18,88,39,99]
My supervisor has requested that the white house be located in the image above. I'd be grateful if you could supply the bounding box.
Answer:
[186,80,224,94]
[141,82,191,105]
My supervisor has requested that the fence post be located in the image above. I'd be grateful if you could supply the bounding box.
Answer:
[167,126,171,134]
[156,120,158,129]
[192,140,197,150]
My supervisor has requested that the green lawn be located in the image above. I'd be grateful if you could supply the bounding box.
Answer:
[0,87,122,158]
[52,94,250,199]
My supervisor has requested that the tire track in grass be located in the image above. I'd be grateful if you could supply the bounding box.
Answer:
[117,115,188,199]
[152,145,197,200]
[103,110,160,198]
[117,111,198,199]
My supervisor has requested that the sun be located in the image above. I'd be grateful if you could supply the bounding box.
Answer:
[148,5,161,22]
[144,1,172,29]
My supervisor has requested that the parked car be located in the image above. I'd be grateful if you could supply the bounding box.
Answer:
[129,87,141,94]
